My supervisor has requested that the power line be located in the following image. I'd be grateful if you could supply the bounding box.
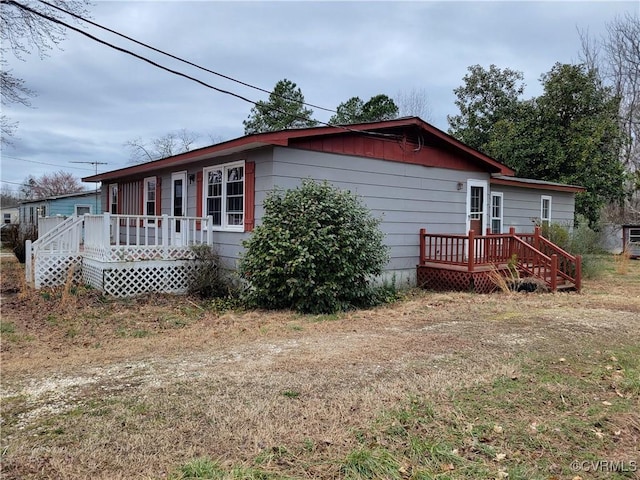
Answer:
[7,0,403,141]
[2,155,96,172]
[1,180,32,187]
[37,0,337,114]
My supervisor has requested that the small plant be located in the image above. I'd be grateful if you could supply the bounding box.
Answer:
[188,245,234,300]
[341,447,401,480]
[281,390,300,399]
[5,224,37,264]
[0,321,16,334]
[615,245,631,275]
[172,457,223,479]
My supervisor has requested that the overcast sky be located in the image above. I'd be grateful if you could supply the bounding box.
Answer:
[1,0,638,192]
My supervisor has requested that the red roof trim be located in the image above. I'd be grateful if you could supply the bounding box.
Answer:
[490,177,585,193]
[83,117,514,182]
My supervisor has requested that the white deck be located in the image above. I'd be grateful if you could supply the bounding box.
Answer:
[26,213,217,296]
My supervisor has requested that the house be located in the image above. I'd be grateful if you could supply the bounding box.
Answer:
[27,117,584,295]
[1,205,19,225]
[19,190,101,233]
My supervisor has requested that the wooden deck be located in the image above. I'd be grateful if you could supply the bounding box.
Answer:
[417,227,581,293]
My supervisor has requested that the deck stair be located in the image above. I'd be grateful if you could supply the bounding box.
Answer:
[418,226,581,293]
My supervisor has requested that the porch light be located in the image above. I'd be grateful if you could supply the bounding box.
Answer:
[188,174,196,184]
[457,182,464,191]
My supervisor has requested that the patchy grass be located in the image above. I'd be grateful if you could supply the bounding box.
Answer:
[0,255,639,479]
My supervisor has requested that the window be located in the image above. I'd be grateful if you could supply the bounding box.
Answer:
[203,161,244,230]
[490,192,503,234]
[75,205,91,216]
[29,207,34,224]
[541,195,552,226]
[629,228,640,244]
[4,213,11,224]
[143,177,157,222]
[109,184,118,214]
[39,206,46,217]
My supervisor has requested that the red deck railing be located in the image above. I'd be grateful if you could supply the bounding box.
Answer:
[419,226,581,292]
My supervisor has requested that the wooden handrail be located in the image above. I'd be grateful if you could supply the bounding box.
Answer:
[419,228,581,292]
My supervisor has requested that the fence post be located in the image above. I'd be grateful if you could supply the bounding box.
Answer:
[575,254,582,292]
[507,227,516,260]
[162,214,169,258]
[550,254,558,292]
[25,239,33,288]
[468,229,475,272]
[207,216,214,245]
[419,228,426,265]
[102,213,111,260]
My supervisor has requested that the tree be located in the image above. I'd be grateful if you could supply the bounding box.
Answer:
[1,0,91,143]
[480,63,625,226]
[395,87,432,120]
[21,171,85,199]
[579,14,640,222]
[239,180,389,314]
[447,64,525,153]
[125,129,201,163]
[243,79,317,134]
[329,94,399,125]
[1,185,21,206]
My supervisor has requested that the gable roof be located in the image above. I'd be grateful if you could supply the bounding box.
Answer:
[83,117,515,182]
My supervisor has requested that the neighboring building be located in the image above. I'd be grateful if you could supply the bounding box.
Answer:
[79,117,583,287]
[1,205,19,225]
[623,225,640,258]
[19,190,101,229]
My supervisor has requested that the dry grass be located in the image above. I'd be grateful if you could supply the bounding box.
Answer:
[616,246,632,275]
[1,254,639,479]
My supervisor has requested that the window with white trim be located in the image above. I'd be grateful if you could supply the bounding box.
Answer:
[629,228,640,244]
[75,204,91,216]
[490,192,503,234]
[143,177,156,221]
[541,195,552,227]
[203,161,244,230]
[109,184,118,214]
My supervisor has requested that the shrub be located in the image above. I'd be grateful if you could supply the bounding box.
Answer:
[239,180,390,314]
[5,224,37,264]
[187,245,233,299]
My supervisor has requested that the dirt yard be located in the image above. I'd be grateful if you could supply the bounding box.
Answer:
[1,254,639,479]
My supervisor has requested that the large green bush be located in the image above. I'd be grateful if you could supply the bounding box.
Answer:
[239,180,389,314]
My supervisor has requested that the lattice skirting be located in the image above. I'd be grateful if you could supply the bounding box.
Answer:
[34,254,83,289]
[82,258,200,297]
[417,265,506,294]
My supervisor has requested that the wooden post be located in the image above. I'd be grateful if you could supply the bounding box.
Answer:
[103,213,111,260]
[162,214,169,258]
[534,225,541,250]
[550,254,558,292]
[25,239,33,288]
[419,228,426,265]
[468,229,475,272]
[575,254,582,292]
[207,215,214,245]
[508,226,516,260]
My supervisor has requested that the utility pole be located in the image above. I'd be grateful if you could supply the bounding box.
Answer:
[70,161,108,214]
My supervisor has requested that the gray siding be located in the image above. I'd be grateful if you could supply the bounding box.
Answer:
[269,147,488,285]
[495,185,575,232]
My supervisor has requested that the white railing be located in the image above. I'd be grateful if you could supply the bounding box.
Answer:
[38,216,69,236]
[25,215,86,287]
[82,213,216,262]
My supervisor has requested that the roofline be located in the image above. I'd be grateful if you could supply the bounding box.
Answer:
[490,176,585,193]
[18,189,101,205]
[83,117,515,183]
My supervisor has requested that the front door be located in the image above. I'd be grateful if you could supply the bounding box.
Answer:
[466,179,487,235]
[171,171,187,245]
